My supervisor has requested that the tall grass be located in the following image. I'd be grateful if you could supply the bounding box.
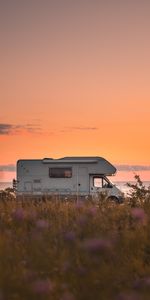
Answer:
[0,178,150,299]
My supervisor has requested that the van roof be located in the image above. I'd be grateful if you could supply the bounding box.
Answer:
[17,156,116,175]
[42,156,102,163]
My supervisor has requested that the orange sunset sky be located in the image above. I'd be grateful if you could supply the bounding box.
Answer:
[0,0,150,182]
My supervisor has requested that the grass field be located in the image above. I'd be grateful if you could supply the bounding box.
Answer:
[0,190,150,299]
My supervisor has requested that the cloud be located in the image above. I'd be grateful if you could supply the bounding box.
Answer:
[116,165,150,171]
[0,124,98,136]
[0,164,16,172]
[65,126,98,131]
[0,124,13,135]
[0,123,42,135]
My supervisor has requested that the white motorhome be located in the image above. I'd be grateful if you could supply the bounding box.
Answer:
[17,156,123,202]
[16,157,123,202]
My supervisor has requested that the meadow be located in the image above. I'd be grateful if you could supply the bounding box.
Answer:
[0,181,150,300]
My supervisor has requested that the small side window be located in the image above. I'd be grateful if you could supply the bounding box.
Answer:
[49,168,72,178]
[93,177,112,188]
[93,177,103,188]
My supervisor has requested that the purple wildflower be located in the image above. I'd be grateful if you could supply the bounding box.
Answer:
[62,261,71,272]
[12,208,25,221]
[36,219,49,230]
[23,270,37,282]
[117,292,140,300]
[74,201,84,210]
[81,238,112,253]
[131,208,147,224]
[31,279,53,295]
[143,277,150,286]
[88,206,97,216]
[77,215,88,226]
[134,277,150,289]
[61,291,75,300]
[64,231,76,242]
[77,266,86,276]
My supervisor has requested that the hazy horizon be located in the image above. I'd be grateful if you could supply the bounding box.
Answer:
[1,164,150,182]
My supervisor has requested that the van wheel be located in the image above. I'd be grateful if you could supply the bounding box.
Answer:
[107,196,119,203]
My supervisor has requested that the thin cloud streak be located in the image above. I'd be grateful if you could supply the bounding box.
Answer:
[116,165,150,171]
[0,124,12,135]
[0,164,16,172]
[65,126,98,132]
[0,123,42,135]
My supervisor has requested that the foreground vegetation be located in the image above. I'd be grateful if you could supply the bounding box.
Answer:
[0,179,150,299]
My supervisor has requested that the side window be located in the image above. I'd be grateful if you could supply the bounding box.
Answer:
[93,177,112,188]
[49,168,72,178]
[93,177,103,188]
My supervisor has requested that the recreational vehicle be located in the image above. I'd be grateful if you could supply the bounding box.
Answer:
[16,157,123,202]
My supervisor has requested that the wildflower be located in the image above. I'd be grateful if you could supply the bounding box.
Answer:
[12,208,25,221]
[131,208,147,225]
[61,291,75,300]
[36,219,49,229]
[134,277,150,289]
[117,291,140,300]
[23,270,37,282]
[62,261,71,272]
[88,206,97,216]
[77,215,88,226]
[64,231,76,242]
[77,266,86,276]
[81,238,112,253]
[31,279,53,295]
[143,277,150,286]
[75,201,84,209]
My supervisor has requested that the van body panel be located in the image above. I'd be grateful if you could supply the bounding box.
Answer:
[16,157,123,200]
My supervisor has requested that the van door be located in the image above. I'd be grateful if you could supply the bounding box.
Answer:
[78,167,88,195]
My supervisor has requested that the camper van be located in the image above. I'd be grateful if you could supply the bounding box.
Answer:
[16,157,123,202]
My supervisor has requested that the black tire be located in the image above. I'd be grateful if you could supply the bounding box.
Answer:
[107,196,119,203]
